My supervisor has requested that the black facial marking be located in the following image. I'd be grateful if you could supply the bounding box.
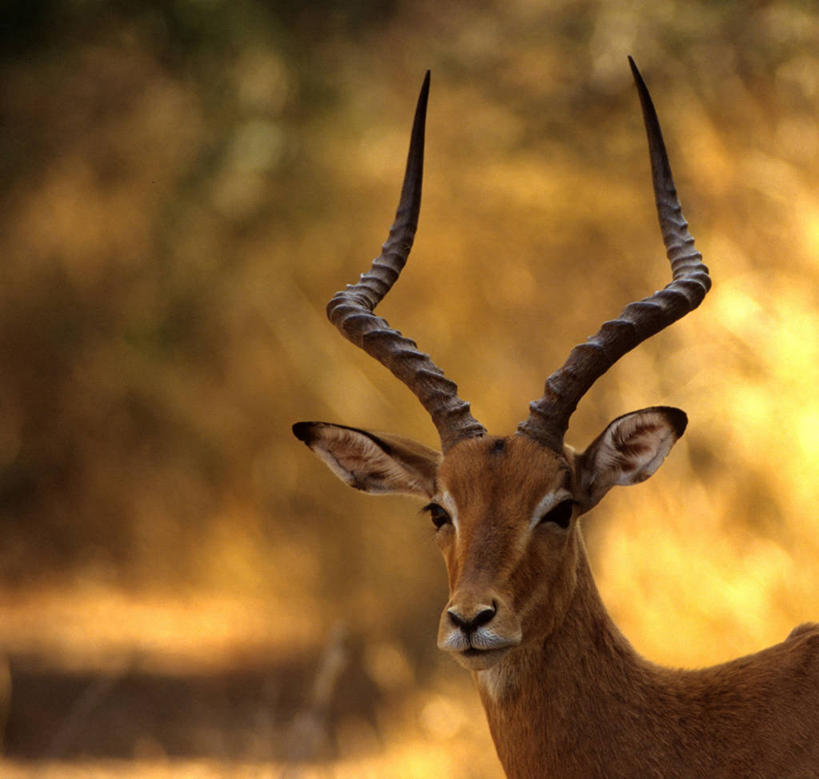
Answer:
[292,422,315,444]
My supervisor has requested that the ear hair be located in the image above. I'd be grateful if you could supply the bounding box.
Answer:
[575,406,687,513]
[293,422,440,498]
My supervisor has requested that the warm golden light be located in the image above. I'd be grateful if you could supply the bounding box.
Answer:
[1,2,817,776]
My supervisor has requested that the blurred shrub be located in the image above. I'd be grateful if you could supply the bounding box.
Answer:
[0,0,817,670]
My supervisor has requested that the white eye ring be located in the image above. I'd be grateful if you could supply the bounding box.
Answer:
[529,490,574,530]
[433,490,459,532]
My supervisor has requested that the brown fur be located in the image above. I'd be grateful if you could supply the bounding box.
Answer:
[295,422,819,777]
[477,550,819,778]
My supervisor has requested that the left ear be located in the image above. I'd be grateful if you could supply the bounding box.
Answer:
[292,421,440,498]
[574,406,687,513]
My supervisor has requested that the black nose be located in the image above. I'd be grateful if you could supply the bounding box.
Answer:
[447,602,496,633]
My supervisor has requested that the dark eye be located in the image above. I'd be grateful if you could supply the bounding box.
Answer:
[539,499,574,529]
[424,502,452,530]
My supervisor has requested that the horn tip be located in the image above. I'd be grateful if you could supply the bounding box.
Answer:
[627,55,645,86]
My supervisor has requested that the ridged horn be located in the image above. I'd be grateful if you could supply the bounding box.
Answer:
[517,56,711,451]
[326,71,486,452]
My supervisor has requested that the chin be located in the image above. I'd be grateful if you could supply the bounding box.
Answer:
[450,646,511,671]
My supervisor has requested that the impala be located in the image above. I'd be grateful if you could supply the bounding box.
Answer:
[293,59,819,777]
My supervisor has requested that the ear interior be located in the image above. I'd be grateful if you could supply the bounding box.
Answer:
[292,422,439,498]
[576,406,687,512]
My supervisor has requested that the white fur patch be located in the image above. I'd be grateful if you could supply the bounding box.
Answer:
[440,490,459,531]
[477,662,511,703]
[529,489,574,530]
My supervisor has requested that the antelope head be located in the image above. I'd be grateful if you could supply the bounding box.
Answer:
[293,59,710,672]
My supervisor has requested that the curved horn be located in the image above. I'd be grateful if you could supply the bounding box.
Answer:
[326,71,486,452]
[518,57,711,451]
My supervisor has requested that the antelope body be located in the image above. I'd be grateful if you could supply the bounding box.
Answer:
[293,60,819,777]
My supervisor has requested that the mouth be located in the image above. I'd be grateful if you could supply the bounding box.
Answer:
[453,645,511,670]
[437,604,522,670]
[461,648,485,657]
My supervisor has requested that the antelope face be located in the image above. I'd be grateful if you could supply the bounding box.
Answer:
[295,407,686,672]
[432,435,581,670]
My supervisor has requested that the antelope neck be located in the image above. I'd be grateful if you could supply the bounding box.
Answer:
[475,545,656,776]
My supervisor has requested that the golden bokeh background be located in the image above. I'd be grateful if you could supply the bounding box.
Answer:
[1,1,818,776]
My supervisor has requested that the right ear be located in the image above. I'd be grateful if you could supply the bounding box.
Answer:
[573,406,687,514]
[292,422,440,498]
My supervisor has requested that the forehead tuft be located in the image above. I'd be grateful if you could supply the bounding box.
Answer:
[438,435,567,497]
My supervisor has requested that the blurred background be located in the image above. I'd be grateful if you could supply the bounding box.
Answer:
[1,0,818,776]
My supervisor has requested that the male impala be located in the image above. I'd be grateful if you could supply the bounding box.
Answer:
[293,59,819,777]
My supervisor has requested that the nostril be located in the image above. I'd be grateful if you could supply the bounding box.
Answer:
[448,608,468,630]
[473,604,496,628]
[448,603,497,632]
